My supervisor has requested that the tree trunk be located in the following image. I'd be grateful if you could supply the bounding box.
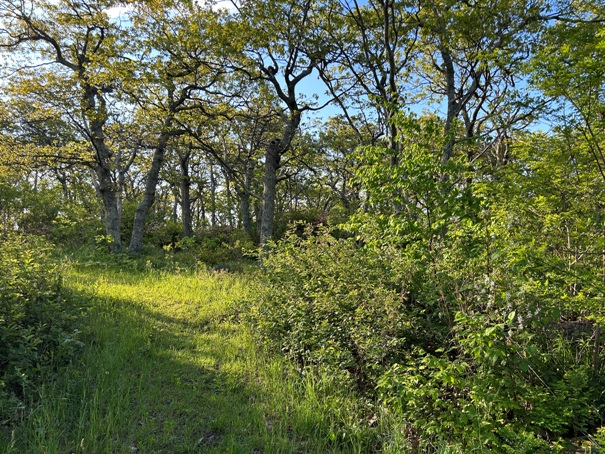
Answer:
[239,158,255,237]
[56,171,70,200]
[128,122,172,254]
[210,164,218,228]
[260,139,281,249]
[86,86,122,253]
[441,47,459,165]
[240,191,251,235]
[255,198,262,236]
[96,164,122,253]
[172,185,178,222]
[223,167,234,229]
[180,152,193,238]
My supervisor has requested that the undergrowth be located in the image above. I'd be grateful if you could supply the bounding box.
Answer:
[0,233,86,428]
[0,251,381,453]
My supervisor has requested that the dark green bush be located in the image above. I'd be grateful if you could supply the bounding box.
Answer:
[377,310,601,452]
[49,198,103,247]
[185,227,256,266]
[0,176,102,247]
[248,225,436,389]
[249,221,604,451]
[0,233,86,425]
[248,114,605,451]
[273,208,326,239]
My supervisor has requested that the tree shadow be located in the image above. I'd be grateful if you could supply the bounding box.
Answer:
[39,278,338,454]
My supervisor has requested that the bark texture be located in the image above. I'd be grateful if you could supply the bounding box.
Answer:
[128,116,173,253]
[260,139,281,247]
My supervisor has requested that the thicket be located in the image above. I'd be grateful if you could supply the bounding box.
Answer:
[0,233,86,425]
[249,115,605,452]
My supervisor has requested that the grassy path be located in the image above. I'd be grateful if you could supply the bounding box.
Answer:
[2,263,377,453]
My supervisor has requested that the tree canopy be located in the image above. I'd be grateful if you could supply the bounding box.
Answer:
[2,0,605,450]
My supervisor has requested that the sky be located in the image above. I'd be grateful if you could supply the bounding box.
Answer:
[105,1,236,17]
[101,1,547,132]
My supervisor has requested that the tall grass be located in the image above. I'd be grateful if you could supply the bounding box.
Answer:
[0,256,380,453]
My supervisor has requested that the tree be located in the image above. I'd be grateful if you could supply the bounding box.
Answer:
[315,116,366,215]
[320,0,418,154]
[218,0,339,247]
[123,1,230,253]
[413,0,547,165]
[530,0,605,182]
[0,0,132,252]
[183,91,282,238]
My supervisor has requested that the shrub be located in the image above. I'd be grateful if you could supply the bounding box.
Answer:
[377,310,601,452]
[248,225,436,390]
[249,221,604,451]
[0,233,86,425]
[185,227,257,266]
[249,113,605,450]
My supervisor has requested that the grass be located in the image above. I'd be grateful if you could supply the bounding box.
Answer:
[6,250,600,453]
[0,255,381,453]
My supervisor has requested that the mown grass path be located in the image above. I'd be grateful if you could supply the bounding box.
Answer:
[2,263,376,453]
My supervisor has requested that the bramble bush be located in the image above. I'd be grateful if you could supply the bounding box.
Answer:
[248,225,442,390]
[248,114,605,451]
[251,225,604,451]
[0,233,86,425]
[146,225,256,268]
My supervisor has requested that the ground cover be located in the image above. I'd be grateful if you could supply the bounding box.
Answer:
[0,258,378,453]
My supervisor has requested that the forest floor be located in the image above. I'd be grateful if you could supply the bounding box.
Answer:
[1,259,379,453]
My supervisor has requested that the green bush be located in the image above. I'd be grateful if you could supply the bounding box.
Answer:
[248,225,436,390]
[377,310,601,452]
[185,227,257,266]
[50,198,103,247]
[250,220,604,451]
[0,233,86,425]
[0,175,102,247]
[248,114,605,450]
[273,208,326,239]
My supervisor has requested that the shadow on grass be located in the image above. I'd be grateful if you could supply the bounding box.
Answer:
[4,272,362,454]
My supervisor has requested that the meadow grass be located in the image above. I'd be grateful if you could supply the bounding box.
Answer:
[0,256,380,453]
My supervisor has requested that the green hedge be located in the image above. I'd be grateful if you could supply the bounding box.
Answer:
[0,233,86,425]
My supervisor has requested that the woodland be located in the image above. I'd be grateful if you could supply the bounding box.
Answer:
[1,0,605,452]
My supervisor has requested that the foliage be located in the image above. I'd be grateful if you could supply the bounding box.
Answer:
[2,257,381,453]
[248,225,437,390]
[0,233,86,425]
[250,112,605,451]
[1,0,605,451]
[0,171,102,246]
[162,227,255,266]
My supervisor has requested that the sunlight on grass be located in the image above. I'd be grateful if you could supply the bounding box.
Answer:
[1,261,380,453]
